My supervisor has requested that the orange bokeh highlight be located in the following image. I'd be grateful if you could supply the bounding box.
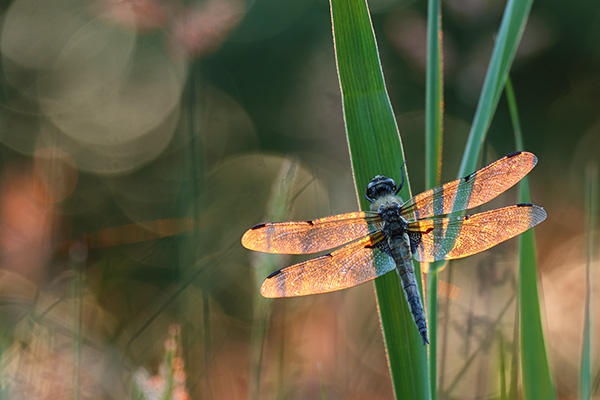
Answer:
[438,279,462,300]
[0,163,57,283]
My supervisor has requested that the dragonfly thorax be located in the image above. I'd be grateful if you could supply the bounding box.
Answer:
[366,175,397,202]
[377,201,409,238]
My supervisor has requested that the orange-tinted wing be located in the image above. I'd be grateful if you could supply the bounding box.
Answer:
[260,232,395,298]
[401,151,537,221]
[410,203,546,262]
[241,211,381,254]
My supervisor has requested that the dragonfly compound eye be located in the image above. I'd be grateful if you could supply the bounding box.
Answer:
[366,175,397,201]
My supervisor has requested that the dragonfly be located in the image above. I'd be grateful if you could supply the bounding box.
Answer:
[241,151,547,345]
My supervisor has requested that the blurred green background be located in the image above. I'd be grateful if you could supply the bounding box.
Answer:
[0,0,597,398]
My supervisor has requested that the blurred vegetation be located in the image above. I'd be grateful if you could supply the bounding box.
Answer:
[0,0,597,398]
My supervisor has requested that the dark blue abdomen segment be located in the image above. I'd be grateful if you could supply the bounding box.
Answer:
[389,234,429,345]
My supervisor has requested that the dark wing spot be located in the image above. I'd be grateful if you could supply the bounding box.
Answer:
[266,269,283,279]
[303,220,314,225]
[364,244,375,249]
[422,227,434,234]
[464,214,470,220]
[324,253,333,258]
[250,223,267,230]
[517,203,533,207]
[506,151,522,158]
[463,172,475,183]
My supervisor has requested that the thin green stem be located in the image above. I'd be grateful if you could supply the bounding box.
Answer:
[581,162,597,400]
[425,0,444,396]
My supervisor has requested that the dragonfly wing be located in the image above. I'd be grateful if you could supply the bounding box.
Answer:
[401,151,537,220]
[242,211,381,254]
[260,232,396,298]
[410,203,547,262]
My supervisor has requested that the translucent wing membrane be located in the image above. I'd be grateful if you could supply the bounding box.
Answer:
[401,151,537,221]
[260,233,396,298]
[411,203,547,262]
[242,211,380,254]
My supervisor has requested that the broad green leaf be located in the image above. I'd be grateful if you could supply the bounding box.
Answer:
[330,0,429,398]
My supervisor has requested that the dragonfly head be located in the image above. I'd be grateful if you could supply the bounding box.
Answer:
[365,175,397,203]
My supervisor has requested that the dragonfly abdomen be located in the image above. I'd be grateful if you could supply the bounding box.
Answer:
[388,235,429,345]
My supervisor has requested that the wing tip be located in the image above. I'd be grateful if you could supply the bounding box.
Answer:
[240,230,256,250]
[260,274,282,298]
[260,286,278,298]
[505,150,538,166]
[242,222,274,250]
[515,203,547,225]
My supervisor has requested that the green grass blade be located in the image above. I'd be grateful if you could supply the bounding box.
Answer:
[425,0,444,396]
[499,335,507,400]
[449,8,539,393]
[426,268,439,398]
[581,162,597,400]
[505,78,524,150]
[71,248,84,400]
[330,0,430,398]
[425,0,443,188]
[458,0,534,176]
[509,287,520,399]
[516,219,556,400]
[448,14,536,389]
[506,77,557,400]
[424,0,534,395]
[248,159,299,400]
